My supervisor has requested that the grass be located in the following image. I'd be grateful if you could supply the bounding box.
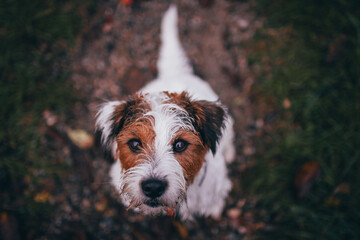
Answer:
[0,0,95,238]
[246,0,360,239]
[1,0,359,238]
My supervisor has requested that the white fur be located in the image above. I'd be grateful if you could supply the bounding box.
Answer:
[96,100,123,149]
[99,5,235,220]
[157,5,193,78]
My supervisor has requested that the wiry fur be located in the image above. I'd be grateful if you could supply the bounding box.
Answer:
[96,5,235,220]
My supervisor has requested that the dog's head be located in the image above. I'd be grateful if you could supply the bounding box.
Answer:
[96,91,226,214]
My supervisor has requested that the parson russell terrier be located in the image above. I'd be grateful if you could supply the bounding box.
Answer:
[96,5,235,220]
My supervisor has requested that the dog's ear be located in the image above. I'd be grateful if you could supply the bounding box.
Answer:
[167,91,227,155]
[96,101,126,154]
[96,97,146,155]
[187,99,227,155]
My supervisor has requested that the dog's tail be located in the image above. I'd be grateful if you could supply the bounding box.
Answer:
[157,5,193,79]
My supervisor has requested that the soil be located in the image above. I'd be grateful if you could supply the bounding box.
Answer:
[48,0,265,239]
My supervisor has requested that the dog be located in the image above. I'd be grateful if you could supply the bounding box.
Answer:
[96,5,235,220]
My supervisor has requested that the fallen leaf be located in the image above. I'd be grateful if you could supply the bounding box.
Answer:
[1,213,20,240]
[334,182,350,195]
[173,221,188,239]
[82,199,91,208]
[105,208,116,217]
[34,192,51,203]
[237,199,246,208]
[254,222,265,230]
[1,212,8,224]
[255,118,264,128]
[326,34,347,62]
[233,96,243,106]
[283,98,291,109]
[43,109,58,126]
[243,145,255,156]
[238,226,247,234]
[294,161,321,198]
[227,208,242,219]
[66,129,94,149]
[121,0,133,6]
[237,19,249,29]
[95,199,108,212]
[325,196,340,206]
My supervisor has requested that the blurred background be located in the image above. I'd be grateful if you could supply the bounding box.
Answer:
[1,0,359,239]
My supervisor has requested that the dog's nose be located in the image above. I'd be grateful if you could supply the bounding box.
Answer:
[141,179,167,199]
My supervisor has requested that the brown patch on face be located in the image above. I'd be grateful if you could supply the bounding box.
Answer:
[172,130,207,184]
[163,91,191,109]
[108,93,155,169]
[115,117,155,171]
[110,94,151,139]
[164,91,226,155]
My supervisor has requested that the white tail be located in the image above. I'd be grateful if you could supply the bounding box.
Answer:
[157,5,193,79]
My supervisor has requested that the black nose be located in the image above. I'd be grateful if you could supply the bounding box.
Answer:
[141,179,167,199]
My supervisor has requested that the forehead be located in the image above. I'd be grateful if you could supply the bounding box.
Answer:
[118,92,195,140]
[144,92,194,131]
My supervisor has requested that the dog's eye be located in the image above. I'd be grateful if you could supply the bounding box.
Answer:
[173,139,188,153]
[127,139,142,152]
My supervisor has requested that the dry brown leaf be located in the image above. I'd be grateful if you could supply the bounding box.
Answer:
[43,109,58,126]
[283,98,291,109]
[227,208,242,219]
[237,199,247,208]
[95,199,108,212]
[325,196,341,206]
[238,226,247,234]
[34,192,51,203]
[121,0,133,6]
[294,161,321,198]
[173,221,188,239]
[82,199,91,208]
[66,129,94,149]
[1,213,20,240]
[334,182,350,195]
[326,35,347,62]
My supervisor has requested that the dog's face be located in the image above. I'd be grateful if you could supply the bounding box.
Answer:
[96,91,226,214]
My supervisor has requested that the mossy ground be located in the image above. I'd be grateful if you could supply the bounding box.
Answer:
[1,0,359,239]
[246,0,360,239]
[0,0,95,238]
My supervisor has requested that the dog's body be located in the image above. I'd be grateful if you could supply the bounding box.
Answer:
[96,6,235,220]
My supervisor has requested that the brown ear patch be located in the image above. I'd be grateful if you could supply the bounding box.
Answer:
[189,100,226,154]
[165,91,226,154]
[109,94,151,141]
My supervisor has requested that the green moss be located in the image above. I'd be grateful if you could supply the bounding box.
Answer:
[0,0,95,238]
[247,0,360,239]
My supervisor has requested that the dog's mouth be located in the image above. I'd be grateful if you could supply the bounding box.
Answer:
[145,199,161,208]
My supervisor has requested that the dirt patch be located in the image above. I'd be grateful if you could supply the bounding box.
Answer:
[50,0,264,238]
